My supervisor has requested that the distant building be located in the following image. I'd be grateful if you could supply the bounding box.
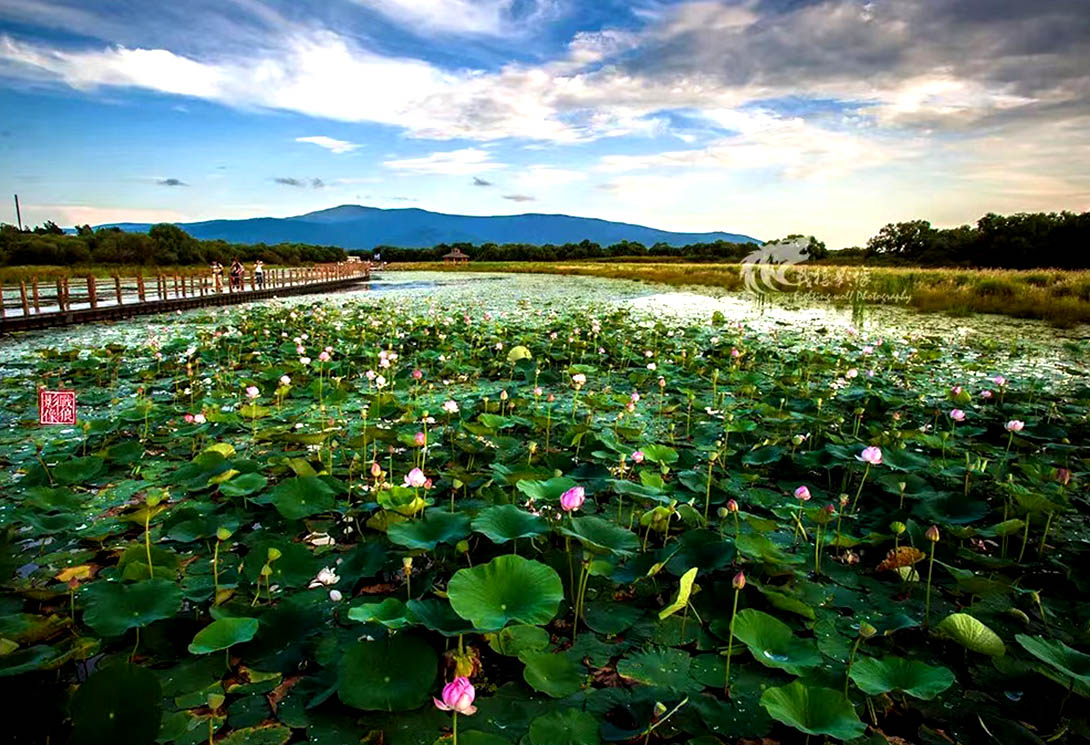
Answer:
[346,255,362,263]
[443,248,470,265]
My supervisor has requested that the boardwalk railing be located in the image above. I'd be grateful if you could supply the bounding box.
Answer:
[0,263,371,332]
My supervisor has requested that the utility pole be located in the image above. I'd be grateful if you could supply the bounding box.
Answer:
[13,194,22,231]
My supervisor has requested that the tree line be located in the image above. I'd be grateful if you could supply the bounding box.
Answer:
[0,222,346,267]
[846,211,1090,268]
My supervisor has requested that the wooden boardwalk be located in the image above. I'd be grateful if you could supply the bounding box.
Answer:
[0,263,371,334]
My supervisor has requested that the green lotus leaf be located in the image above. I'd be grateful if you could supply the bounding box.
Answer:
[935,613,1005,656]
[348,598,413,629]
[337,634,437,711]
[850,656,956,699]
[520,650,584,697]
[658,567,698,620]
[472,504,550,544]
[507,345,532,363]
[759,680,866,740]
[528,709,601,745]
[487,624,551,656]
[188,617,260,654]
[516,476,577,502]
[0,644,58,677]
[640,444,679,466]
[53,456,106,486]
[387,510,470,549]
[617,647,695,692]
[729,609,822,674]
[735,533,805,566]
[70,664,162,745]
[558,516,639,555]
[1016,634,1090,686]
[448,555,563,631]
[81,579,183,637]
[270,476,335,520]
[406,598,475,637]
[216,724,291,745]
[219,472,268,498]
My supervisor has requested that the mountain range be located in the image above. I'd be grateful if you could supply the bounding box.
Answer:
[97,205,760,250]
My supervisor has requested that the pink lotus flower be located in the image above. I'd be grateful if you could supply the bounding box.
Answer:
[414,431,426,447]
[631,392,640,403]
[245,386,259,399]
[993,375,1007,387]
[296,345,306,354]
[443,400,459,414]
[560,486,585,512]
[857,446,883,465]
[951,385,962,396]
[370,462,382,478]
[324,346,333,354]
[1005,420,1024,432]
[794,485,811,501]
[631,450,645,464]
[731,348,741,359]
[845,368,858,379]
[193,413,206,424]
[980,389,992,399]
[412,369,423,380]
[533,386,543,396]
[949,409,965,422]
[280,375,291,386]
[434,677,476,716]
[572,373,587,387]
[318,351,331,363]
[183,414,195,424]
[404,468,427,488]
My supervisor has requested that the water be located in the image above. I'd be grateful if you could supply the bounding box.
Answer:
[3,271,1088,392]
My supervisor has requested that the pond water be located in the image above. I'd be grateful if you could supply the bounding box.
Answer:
[3,271,1088,390]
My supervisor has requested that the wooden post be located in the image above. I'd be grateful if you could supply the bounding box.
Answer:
[114,275,123,306]
[55,278,64,312]
[62,277,70,310]
[173,275,180,298]
[0,281,5,319]
[87,276,97,309]
[137,273,146,303]
[19,281,29,317]
[31,277,40,314]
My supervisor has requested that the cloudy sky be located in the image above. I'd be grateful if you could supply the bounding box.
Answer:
[0,0,1087,247]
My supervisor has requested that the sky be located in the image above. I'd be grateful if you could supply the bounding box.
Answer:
[0,0,1088,248]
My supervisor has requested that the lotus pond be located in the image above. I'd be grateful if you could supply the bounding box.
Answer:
[2,272,1090,745]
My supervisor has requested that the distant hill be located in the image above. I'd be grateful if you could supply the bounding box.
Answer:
[96,205,760,250]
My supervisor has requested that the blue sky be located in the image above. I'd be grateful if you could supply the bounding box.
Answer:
[0,0,1088,247]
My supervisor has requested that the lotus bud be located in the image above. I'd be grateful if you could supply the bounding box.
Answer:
[925,525,940,543]
[726,498,739,513]
[717,507,728,519]
[216,527,232,541]
[403,556,413,574]
[371,461,382,478]
[858,622,877,638]
[732,571,746,590]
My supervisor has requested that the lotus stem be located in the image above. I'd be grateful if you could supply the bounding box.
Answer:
[845,635,863,695]
[453,711,458,745]
[925,540,937,625]
[1039,511,1054,558]
[1017,514,1031,563]
[144,509,154,580]
[850,463,870,514]
[723,586,741,694]
[212,539,220,602]
[703,456,715,523]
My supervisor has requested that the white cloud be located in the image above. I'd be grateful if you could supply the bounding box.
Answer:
[519,165,587,187]
[360,0,558,36]
[295,135,362,154]
[23,203,187,227]
[384,148,506,175]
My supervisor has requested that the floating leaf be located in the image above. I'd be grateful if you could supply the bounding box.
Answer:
[387,510,471,550]
[850,656,956,699]
[528,709,601,745]
[270,476,335,520]
[472,505,549,544]
[188,617,260,654]
[337,634,437,711]
[935,613,1005,656]
[521,650,584,697]
[617,647,695,692]
[448,555,563,631]
[81,579,183,637]
[70,665,162,745]
[759,680,866,740]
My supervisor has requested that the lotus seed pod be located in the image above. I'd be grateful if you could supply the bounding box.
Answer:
[215,527,232,541]
[267,547,282,561]
[859,622,878,638]
[889,521,906,535]
[456,540,470,553]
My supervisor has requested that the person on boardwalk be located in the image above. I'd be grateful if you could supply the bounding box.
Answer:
[254,260,265,289]
[229,258,243,291]
[211,261,224,293]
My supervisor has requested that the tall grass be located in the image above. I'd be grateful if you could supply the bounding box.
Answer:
[394,261,1090,327]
